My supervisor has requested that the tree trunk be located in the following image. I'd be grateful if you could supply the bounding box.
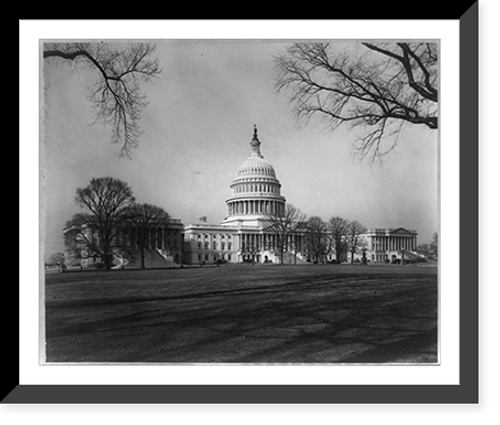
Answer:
[140,249,145,269]
[102,247,113,270]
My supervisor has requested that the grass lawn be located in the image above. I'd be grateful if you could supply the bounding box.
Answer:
[44,264,438,364]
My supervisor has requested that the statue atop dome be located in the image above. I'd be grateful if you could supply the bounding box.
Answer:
[250,124,263,158]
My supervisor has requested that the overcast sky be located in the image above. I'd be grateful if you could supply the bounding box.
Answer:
[41,40,438,259]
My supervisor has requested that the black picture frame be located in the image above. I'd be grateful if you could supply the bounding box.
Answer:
[10,7,478,404]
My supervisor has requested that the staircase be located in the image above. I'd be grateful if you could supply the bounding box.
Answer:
[121,249,180,269]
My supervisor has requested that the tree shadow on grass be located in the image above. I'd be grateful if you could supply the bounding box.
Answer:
[45,274,438,363]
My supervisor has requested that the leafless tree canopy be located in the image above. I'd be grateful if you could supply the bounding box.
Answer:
[69,177,136,269]
[44,42,161,158]
[305,216,331,264]
[262,203,307,264]
[328,216,350,261]
[124,203,170,269]
[275,42,438,161]
[346,220,367,264]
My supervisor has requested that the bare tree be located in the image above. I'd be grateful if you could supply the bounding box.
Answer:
[46,252,65,267]
[124,203,170,269]
[305,216,330,264]
[328,216,350,263]
[66,177,136,270]
[241,234,261,265]
[262,203,306,264]
[429,231,438,261]
[275,42,438,162]
[43,42,161,157]
[346,220,367,264]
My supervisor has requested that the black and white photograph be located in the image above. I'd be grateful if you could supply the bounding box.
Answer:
[40,39,440,365]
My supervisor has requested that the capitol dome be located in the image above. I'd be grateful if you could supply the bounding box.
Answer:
[222,126,286,223]
[235,156,277,179]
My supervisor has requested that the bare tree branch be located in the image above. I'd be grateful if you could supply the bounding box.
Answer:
[275,42,438,162]
[43,42,161,158]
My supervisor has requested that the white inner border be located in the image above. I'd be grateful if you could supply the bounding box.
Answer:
[20,20,459,385]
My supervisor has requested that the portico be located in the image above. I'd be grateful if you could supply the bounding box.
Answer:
[364,227,419,263]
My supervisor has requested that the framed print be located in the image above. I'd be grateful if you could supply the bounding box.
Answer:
[12,7,478,404]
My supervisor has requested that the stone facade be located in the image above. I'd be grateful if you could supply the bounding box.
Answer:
[360,227,419,263]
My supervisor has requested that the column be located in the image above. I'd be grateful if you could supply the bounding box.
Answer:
[158,227,163,249]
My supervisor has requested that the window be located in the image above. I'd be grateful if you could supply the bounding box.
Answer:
[204,242,209,250]
[198,242,202,250]
[213,242,217,250]
[221,242,225,250]
[228,242,232,250]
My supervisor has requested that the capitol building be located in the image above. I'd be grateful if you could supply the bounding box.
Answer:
[64,126,421,268]
[182,126,420,266]
[183,126,305,265]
